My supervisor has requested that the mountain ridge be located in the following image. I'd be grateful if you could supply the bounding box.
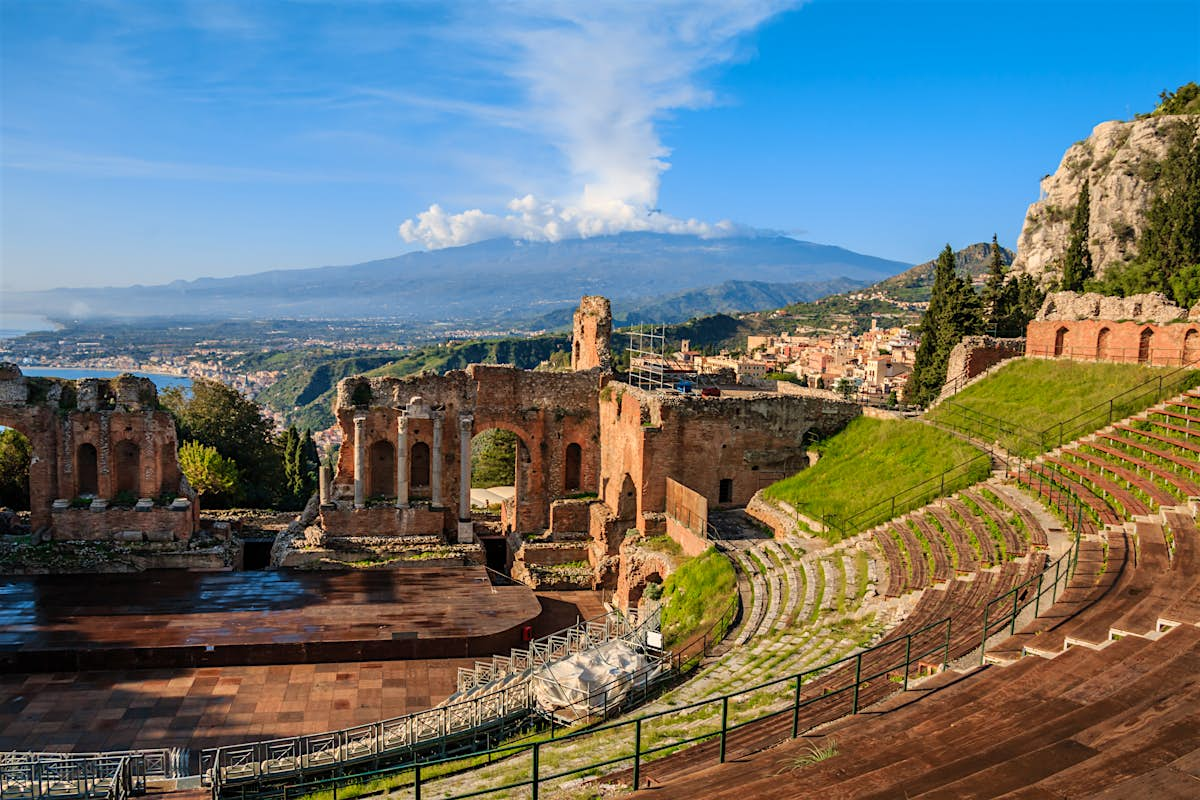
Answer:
[2,232,909,325]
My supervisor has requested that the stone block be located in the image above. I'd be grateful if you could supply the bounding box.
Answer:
[52,499,70,512]
[135,498,154,512]
[170,498,191,512]
[117,530,145,543]
[145,530,175,543]
[90,498,108,512]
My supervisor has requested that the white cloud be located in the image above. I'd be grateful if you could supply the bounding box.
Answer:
[399,1,799,249]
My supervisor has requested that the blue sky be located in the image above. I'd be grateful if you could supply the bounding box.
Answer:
[1,0,1197,292]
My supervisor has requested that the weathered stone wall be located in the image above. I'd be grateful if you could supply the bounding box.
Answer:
[50,506,195,543]
[571,295,613,371]
[597,383,859,533]
[548,498,590,535]
[940,336,1026,398]
[614,541,674,610]
[1027,319,1200,365]
[0,364,193,541]
[318,506,445,537]
[1035,291,1198,325]
[331,363,602,538]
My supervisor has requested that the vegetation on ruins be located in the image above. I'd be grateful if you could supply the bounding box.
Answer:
[1091,117,1200,306]
[906,245,986,406]
[471,428,517,488]
[0,428,31,510]
[659,546,737,647]
[763,417,987,541]
[178,441,240,503]
[927,358,1200,456]
[1059,182,1094,292]
[162,378,285,507]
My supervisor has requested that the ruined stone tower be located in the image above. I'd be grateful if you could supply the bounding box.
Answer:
[571,296,613,371]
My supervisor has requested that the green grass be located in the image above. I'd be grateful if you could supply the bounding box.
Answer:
[660,547,737,648]
[762,417,988,541]
[928,359,1200,456]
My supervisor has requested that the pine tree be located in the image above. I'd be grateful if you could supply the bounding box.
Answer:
[1060,182,1094,291]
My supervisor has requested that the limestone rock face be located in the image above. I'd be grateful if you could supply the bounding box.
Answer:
[1011,115,1199,284]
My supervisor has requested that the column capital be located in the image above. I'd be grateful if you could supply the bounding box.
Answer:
[353,411,368,423]
[458,413,474,430]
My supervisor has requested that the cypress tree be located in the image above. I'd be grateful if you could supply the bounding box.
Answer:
[981,234,1007,333]
[908,245,985,406]
[1060,182,1094,291]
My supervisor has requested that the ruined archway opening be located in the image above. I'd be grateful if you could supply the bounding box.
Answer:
[617,473,637,524]
[76,443,99,497]
[564,442,582,492]
[470,428,520,534]
[113,440,140,499]
[1138,328,1154,364]
[0,427,32,513]
[1053,326,1069,357]
[629,571,664,608]
[368,439,395,499]
[1096,327,1111,360]
[1185,329,1199,365]
[410,441,431,492]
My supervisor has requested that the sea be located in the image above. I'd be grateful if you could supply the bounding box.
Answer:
[0,313,57,339]
[18,367,192,391]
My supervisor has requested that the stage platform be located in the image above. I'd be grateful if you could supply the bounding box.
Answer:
[0,566,542,672]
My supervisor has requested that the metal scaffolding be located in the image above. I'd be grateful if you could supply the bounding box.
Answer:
[626,326,670,391]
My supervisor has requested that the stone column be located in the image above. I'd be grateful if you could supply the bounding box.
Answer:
[318,464,330,505]
[353,412,367,509]
[431,411,444,507]
[395,414,409,508]
[457,415,474,543]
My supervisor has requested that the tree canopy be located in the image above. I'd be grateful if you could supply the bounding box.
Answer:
[906,245,985,406]
[162,379,284,507]
[0,429,31,510]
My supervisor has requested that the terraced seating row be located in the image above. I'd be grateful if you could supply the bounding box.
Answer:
[868,483,1051,599]
[1014,390,1200,532]
[638,621,1200,800]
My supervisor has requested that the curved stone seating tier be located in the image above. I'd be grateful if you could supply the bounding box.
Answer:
[1079,439,1200,499]
[1042,455,1153,517]
[987,484,1051,549]
[633,623,1200,799]
[1066,447,1180,507]
[1016,463,1112,534]
[1094,432,1200,496]
[961,488,1027,558]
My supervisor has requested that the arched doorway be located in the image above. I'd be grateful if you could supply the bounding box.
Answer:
[617,473,637,523]
[368,440,395,498]
[114,440,140,494]
[1096,327,1111,361]
[564,443,582,491]
[1054,326,1069,357]
[0,428,32,510]
[1185,329,1200,365]
[470,427,520,535]
[1138,328,1154,364]
[628,571,663,607]
[410,441,431,490]
[76,443,99,496]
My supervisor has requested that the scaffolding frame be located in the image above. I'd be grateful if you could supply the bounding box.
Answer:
[626,326,670,392]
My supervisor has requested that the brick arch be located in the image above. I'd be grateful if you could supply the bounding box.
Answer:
[112,439,140,494]
[564,442,583,491]
[368,439,395,498]
[0,407,57,531]
[76,443,98,496]
[1138,327,1154,363]
[1096,327,1111,360]
[1054,326,1069,357]
[1185,328,1200,365]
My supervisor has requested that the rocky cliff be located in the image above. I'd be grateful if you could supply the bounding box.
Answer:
[1011,115,1200,283]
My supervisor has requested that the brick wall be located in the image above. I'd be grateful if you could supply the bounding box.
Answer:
[1026,319,1200,366]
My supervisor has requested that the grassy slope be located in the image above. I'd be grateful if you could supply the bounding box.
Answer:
[927,358,1200,456]
[763,417,988,540]
[660,547,737,648]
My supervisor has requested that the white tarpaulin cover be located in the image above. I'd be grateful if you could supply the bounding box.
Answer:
[531,639,664,715]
